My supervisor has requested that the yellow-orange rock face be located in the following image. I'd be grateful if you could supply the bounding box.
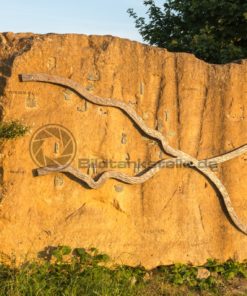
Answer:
[0,33,247,268]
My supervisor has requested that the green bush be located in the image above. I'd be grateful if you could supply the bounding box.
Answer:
[0,121,29,139]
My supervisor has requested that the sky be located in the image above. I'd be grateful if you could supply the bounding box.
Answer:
[0,0,163,42]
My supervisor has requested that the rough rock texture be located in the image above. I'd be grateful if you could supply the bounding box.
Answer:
[0,33,247,268]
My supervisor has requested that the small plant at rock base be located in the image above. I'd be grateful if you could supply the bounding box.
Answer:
[0,121,29,139]
[1,250,247,295]
[204,258,247,279]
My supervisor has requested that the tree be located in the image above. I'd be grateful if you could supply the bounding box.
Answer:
[128,0,247,64]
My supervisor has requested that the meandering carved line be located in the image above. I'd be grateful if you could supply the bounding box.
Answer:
[21,73,247,234]
[37,145,247,188]
[37,148,246,187]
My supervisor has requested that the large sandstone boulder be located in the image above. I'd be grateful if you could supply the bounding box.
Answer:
[0,32,247,268]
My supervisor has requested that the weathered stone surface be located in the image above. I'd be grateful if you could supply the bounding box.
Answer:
[0,33,247,268]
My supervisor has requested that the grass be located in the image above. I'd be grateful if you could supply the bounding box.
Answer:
[0,246,247,295]
[0,121,29,139]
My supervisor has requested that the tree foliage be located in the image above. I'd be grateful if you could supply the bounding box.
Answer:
[128,0,247,64]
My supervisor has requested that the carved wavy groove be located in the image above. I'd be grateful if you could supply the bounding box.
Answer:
[21,73,247,234]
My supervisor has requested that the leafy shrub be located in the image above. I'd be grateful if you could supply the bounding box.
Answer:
[0,121,28,139]
[0,248,247,295]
